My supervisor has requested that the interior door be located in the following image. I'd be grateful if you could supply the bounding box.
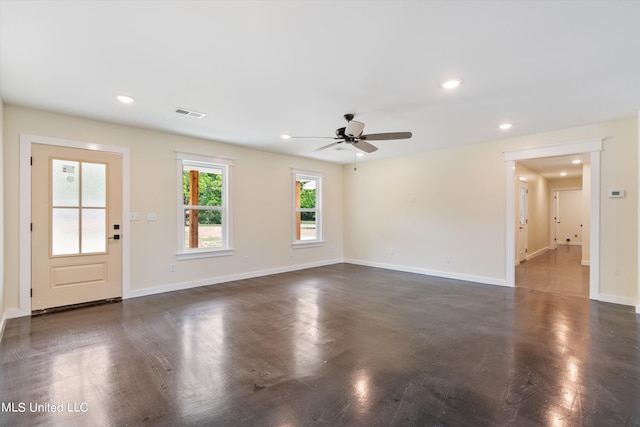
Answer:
[556,189,583,245]
[31,144,123,311]
[517,181,528,262]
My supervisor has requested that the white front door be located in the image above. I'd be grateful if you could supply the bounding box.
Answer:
[31,144,123,311]
[517,181,528,263]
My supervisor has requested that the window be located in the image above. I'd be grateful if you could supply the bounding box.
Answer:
[51,159,107,256]
[292,169,323,247]
[177,152,233,259]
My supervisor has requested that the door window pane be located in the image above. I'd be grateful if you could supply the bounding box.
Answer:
[519,186,527,225]
[52,208,80,255]
[51,158,109,256]
[82,209,106,253]
[52,160,79,206]
[82,162,107,208]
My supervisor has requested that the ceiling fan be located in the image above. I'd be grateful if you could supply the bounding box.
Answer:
[291,114,412,153]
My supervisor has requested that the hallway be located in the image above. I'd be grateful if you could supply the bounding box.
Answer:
[516,245,589,298]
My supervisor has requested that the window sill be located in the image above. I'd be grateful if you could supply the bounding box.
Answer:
[176,248,234,260]
[292,240,325,249]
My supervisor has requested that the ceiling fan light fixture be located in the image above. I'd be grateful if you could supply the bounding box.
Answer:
[356,152,365,157]
[345,120,365,137]
[440,78,462,89]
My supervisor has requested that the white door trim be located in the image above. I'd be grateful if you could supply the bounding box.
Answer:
[17,134,131,317]
[504,138,602,300]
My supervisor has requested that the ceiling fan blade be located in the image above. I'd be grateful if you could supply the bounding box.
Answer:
[352,140,378,153]
[290,136,338,139]
[360,132,412,141]
[315,141,343,151]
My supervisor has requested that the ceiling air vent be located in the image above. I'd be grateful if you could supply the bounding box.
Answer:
[175,108,206,119]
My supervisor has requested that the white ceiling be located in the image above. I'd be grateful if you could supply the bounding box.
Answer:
[1,1,639,165]
[519,153,590,180]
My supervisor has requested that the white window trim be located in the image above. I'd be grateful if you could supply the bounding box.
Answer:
[176,151,234,260]
[292,168,324,248]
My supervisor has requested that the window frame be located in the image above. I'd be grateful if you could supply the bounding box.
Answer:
[292,168,324,248]
[176,152,234,260]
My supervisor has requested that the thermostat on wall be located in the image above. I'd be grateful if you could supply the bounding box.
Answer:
[608,190,625,198]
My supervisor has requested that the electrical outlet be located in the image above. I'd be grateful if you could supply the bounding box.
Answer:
[390,247,395,255]
[445,256,452,263]
[169,264,175,272]
[244,256,249,264]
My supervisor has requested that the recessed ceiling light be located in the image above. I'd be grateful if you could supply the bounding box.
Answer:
[356,152,365,157]
[440,78,462,89]
[499,123,513,130]
[560,172,567,176]
[281,134,292,140]
[572,159,581,164]
[116,95,134,104]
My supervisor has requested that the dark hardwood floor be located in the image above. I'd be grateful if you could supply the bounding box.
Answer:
[516,245,589,297]
[1,263,639,426]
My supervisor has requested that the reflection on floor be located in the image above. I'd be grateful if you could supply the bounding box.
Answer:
[516,245,589,298]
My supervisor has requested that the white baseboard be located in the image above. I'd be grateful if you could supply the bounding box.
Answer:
[526,247,548,261]
[636,304,640,314]
[128,259,344,299]
[343,258,510,288]
[597,294,637,307]
[6,307,30,320]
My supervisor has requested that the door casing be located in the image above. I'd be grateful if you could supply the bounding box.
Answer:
[504,138,602,300]
[17,134,131,317]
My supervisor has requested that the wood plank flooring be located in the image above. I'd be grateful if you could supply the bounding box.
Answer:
[1,263,639,426]
[516,245,589,297]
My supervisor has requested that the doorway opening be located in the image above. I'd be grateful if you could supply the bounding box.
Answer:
[504,138,602,301]
[513,157,590,298]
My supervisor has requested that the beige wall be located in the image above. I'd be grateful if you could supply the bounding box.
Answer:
[3,105,344,311]
[344,116,638,303]
[343,140,507,283]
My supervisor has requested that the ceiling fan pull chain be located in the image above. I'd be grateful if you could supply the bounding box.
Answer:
[353,147,358,171]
